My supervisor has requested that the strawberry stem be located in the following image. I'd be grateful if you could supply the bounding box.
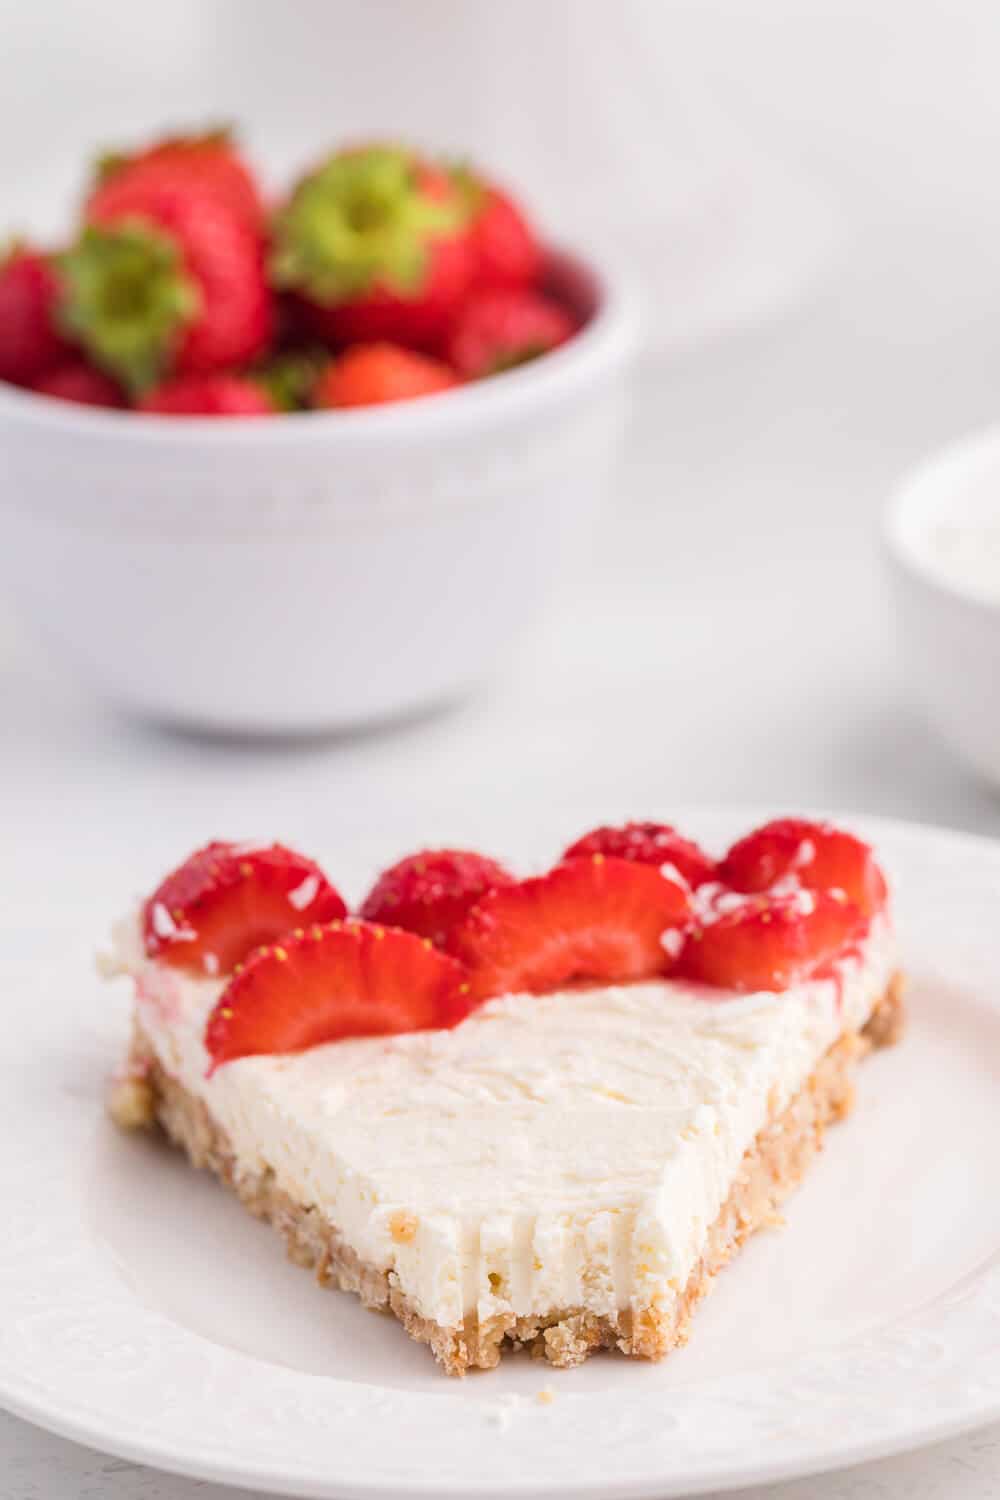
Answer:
[447,162,485,222]
[270,146,461,305]
[250,346,328,411]
[57,223,199,393]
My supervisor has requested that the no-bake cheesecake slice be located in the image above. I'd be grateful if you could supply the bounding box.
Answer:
[108,820,903,1375]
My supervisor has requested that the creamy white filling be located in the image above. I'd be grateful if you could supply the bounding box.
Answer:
[112,913,896,1330]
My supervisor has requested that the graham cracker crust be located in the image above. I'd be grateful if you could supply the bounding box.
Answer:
[115,973,905,1376]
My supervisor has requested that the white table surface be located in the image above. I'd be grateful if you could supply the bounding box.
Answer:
[5,3,1000,1496]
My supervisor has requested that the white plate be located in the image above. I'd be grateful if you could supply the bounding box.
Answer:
[2,809,1000,1499]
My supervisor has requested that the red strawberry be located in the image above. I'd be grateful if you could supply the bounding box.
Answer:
[452,169,542,292]
[719,819,887,917]
[139,372,273,416]
[562,822,715,888]
[60,181,272,393]
[450,855,691,1002]
[143,841,347,975]
[446,287,575,379]
[88,126,265,233]
[682,890,865,993]
[31,360,125,408]
[204,919,472,1069]
[360,849,514,948]
[0,246,72,385]
[314,342,457,408]
[271,145,472,352]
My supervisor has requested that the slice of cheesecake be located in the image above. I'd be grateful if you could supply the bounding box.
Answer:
[108,821,903,1375]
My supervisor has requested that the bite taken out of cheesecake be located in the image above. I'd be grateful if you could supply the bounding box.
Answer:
[106,819,904,1376]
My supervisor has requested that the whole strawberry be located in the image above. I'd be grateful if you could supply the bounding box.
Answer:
[139,373,274,416]
[87,126,265,233]
[0,246,72,385]
[446,287,575,379]
[452,168,542,292]
[59,179,272,394]
[314,343,458,409]
[31,361,125,408]
[271,145,472,351]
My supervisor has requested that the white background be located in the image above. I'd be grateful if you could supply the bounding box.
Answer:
[3,1,1000,1495]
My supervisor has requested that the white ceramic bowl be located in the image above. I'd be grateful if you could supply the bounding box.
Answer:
[884,425,1000,788]
[0,250,637,736]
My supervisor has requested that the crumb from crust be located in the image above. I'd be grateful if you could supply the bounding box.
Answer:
[123,973,905,1375]
[95,948,125,979]
[107,1076,157,1130]
[536,1385,556,1405]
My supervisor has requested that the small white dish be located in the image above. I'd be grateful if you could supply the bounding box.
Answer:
[2,807,1000,1499]
[0,249,636,737]
[885,426,1000,788]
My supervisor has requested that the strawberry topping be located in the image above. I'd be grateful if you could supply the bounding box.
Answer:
[138,815,890,1063]
[143,841,346,975]
[682,890,866,993]
[449,855,691,1002]
[719,818,887,917]
[360,848,514,948]
[562,822,715,888]
[204,919,471,1069]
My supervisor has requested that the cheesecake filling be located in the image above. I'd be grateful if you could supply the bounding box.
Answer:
[112,913,896,1330]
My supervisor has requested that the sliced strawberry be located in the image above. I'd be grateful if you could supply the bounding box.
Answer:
[719,818,887,917]
[360,848,514,948]
[143,841,347,975]
[204,919,471,1069]
[562,822,715,888]
[682,890,865,993]
[449,855,691,1002]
